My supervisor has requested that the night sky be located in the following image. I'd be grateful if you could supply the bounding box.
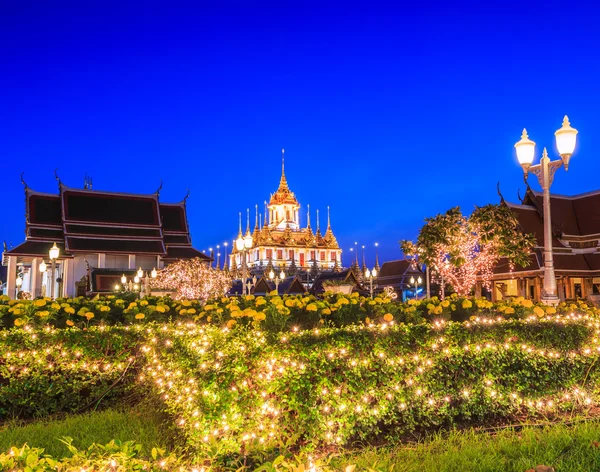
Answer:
[2,1,599,267]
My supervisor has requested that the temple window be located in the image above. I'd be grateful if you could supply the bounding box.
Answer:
[320,251,326,261]
[277,249,283,260]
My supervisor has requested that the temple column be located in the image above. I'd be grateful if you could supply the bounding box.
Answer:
[128,255,136,270]
[156,255,162,269]
[6,255,17,300]
[534,277,542,301]
[98,253,106,269]
[30,258,40,298]
[62,259,75,297]
[475,281,482,298]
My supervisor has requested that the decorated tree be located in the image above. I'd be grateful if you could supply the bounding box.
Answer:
[150,258,232,300]
[401,205,535,296]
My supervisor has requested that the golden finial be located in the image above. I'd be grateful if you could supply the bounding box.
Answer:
[245,208,250,235]
[327,206,331,229]
[307,204,311,228]
[316,209,320,233]
[254,204,259,231]
[238,212,242,238]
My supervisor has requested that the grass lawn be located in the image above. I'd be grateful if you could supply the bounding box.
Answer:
[0,399,175,459]
[3,405,600,471]
[333,421,600,472]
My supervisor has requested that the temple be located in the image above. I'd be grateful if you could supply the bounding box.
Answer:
[229,150,342,273]
[2,177,209,299]
[489,188,600,303]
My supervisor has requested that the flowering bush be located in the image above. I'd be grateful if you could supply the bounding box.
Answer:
[1,294,598,333]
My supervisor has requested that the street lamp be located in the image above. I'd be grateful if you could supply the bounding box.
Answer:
[269,269,286,293]
[515,116,578,305]
[49,242,60,299]
[236,227,253,296]
[410,276,422,300]
[365,268,377,298]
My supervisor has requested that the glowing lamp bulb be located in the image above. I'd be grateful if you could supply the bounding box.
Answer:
[515,128,536,169]
[39,261,47,273]
[49,242,60,260]
[121,274,127,284]
[151,267,157,278]
[137,267,144,278]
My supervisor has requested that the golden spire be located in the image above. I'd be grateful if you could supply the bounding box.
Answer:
[278,148,289,191]
[306,204,311,229]
[238,212,242,238]
[264,200,268,226]
[316,209,320,233]
[245,208,250,236]
[254,204,259,231]
[327,206,331,230]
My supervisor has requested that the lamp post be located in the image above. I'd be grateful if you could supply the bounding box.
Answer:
[236,230,253,296]
[269,268,286,293]
[410,276,422,300]
[15,276,22,299]
[365,268,377,298]
[49,242,60,299]
[515,116,578,305]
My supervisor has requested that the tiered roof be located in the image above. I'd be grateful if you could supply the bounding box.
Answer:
[8,182,209,262]
[495,188,600,277]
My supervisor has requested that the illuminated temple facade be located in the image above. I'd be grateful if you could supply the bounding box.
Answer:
[229,152,342,272]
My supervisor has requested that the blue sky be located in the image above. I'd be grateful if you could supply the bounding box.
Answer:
[2,0,599,266]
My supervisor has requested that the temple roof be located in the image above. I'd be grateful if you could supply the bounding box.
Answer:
[8,180,208,261]
[516,188,600,240]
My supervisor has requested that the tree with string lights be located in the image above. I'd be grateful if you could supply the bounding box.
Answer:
[150,257,232,300]
[401,205,535,296]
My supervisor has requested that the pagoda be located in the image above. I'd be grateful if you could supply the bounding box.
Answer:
[230,150,342,272]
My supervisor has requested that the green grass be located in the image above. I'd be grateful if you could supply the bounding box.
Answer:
[0,400,175,459]
[332,421,600,472]
[4,403,600,471]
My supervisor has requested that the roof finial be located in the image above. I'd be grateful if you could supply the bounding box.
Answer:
[182,189,190,205]
[277,148,289,191]
[327,205,331,230]
[496,182,505,205]
[264,200,268,227]
[307,204,311,229]
[245,208,250,236]
[259,213,262,230]
[254,204,259,231]
[316,209,320,233]
[20,172,28,189]
[156,180,163,197]
[238,212,242,238]
[54,168,61,184]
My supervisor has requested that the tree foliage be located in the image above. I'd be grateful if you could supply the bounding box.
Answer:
[401,204,535,295]
[150,258,232,300]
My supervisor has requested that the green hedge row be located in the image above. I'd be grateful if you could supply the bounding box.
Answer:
[141,316,600,464]
[0,328,141,419]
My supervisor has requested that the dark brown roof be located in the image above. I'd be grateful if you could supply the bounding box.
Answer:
[11,183,204,260]
[493,253,541,275]
[507,203,564,248]
[378,260,419,277]
[160,203,188,233]
[521,189,600,238]
[27,190,62,227]
[7,241,70,258]
[164,246,210,261]
[62,186,160,226]
[66,237,166,255]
